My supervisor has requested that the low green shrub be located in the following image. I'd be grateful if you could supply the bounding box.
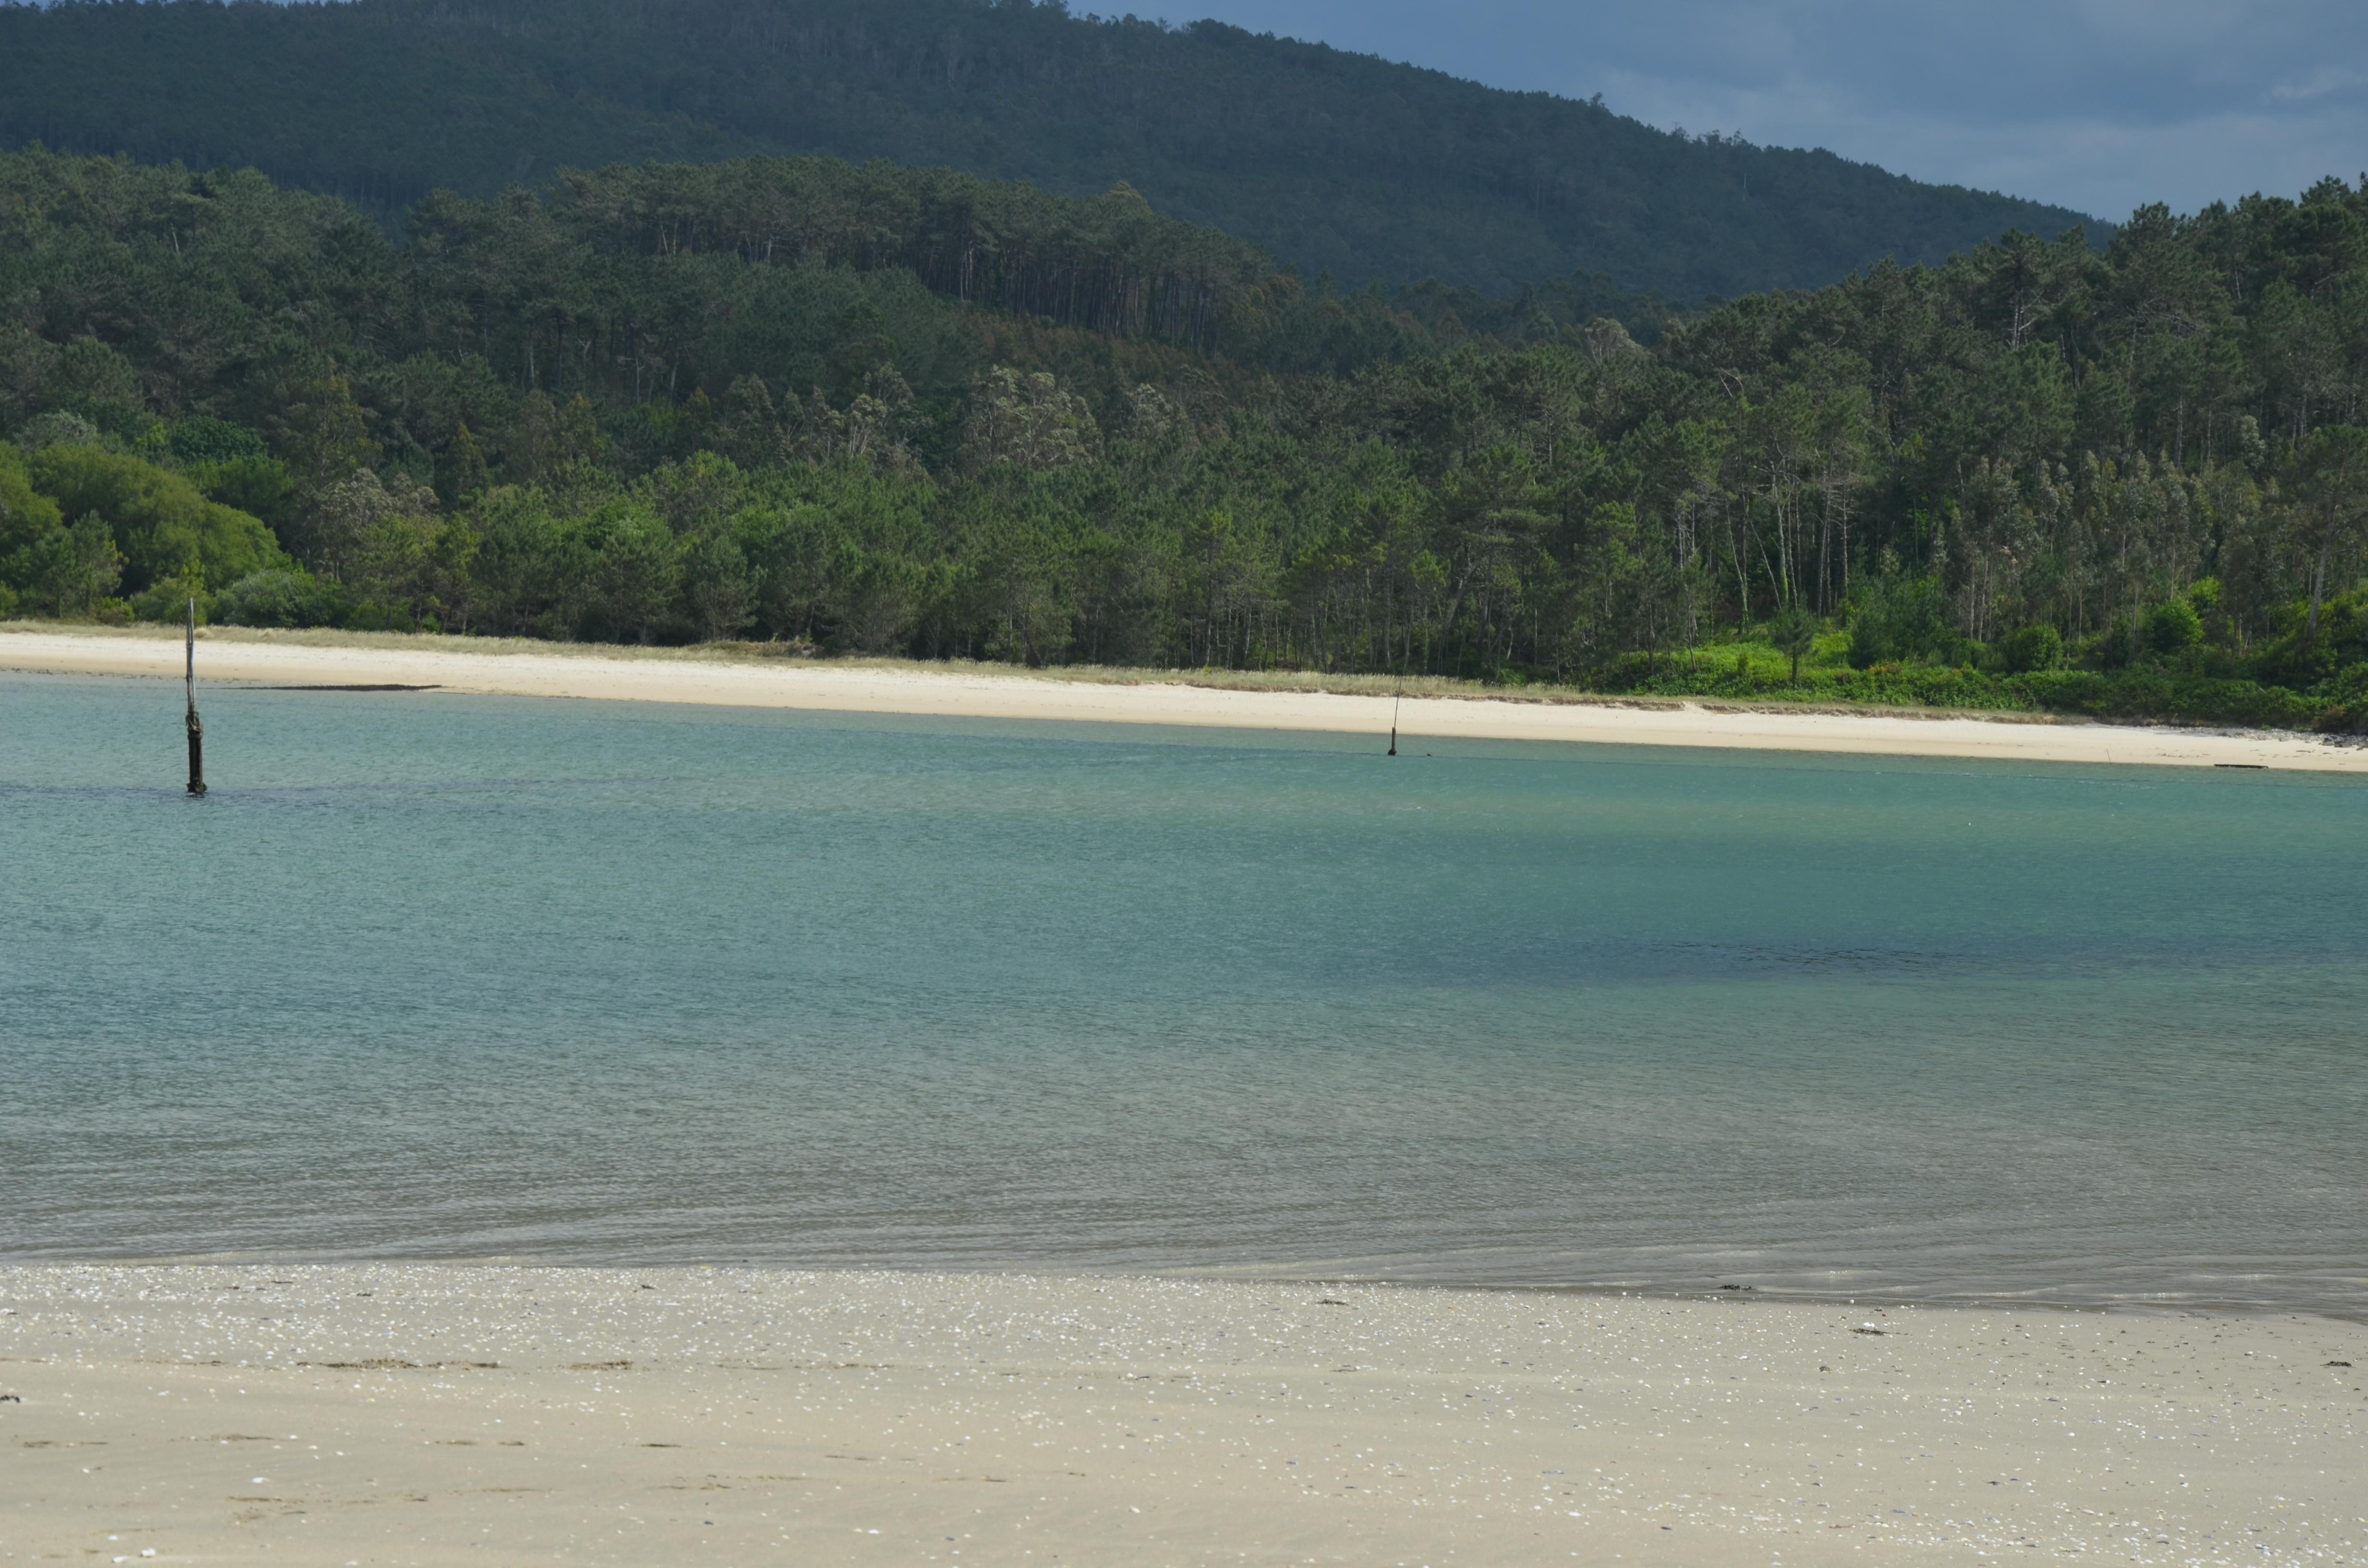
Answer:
[2150,598,2204,654]
[2016,669,2323,729]
[213,568,346,628]
[128,576,210,625]
[2001,623,2062,674]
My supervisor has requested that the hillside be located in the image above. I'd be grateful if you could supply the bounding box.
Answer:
[3,146,2364,735]
[0,0,2098,301]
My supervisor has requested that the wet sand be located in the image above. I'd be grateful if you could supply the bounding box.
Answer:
[4,623,2362,771]
[3,1265,2362,1565]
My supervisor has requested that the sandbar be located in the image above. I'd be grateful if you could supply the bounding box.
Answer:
[5,622,2363,771]
[3,1265,2361,1564]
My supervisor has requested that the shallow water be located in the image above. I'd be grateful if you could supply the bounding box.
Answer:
[3,672,2364,1313]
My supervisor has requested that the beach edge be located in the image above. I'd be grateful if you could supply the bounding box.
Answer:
[5,622,2364,771]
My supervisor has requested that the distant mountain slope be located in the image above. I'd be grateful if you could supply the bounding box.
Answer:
[0,0,2099,300]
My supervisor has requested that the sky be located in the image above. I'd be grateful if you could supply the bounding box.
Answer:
[1167,0,2368,223]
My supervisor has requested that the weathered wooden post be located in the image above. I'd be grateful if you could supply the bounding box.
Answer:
[185,597,206,796]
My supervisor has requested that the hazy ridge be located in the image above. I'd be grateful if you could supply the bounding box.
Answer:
[0,0,2099,299]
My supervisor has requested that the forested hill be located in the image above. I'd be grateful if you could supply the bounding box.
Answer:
[4,145,2366,737]
[0,0,2097,301]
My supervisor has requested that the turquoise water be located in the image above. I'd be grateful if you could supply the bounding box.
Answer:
[4,671,2365,1314]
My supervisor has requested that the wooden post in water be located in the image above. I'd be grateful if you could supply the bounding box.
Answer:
[1387,690,1399,757]
[185,597,206,796]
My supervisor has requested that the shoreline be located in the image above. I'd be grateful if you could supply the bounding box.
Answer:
[11,1251,2351,1326]
[6,621,2364,771]
[4,1264,2360,1565]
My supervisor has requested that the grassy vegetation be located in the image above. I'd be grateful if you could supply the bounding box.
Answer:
[1599,628,2365,734]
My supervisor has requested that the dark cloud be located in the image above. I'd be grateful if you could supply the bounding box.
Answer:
[1172,0,2368,220]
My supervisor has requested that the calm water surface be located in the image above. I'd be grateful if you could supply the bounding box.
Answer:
[3,672,2364,1314]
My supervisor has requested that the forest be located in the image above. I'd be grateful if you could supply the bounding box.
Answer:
[2,146,2365,733]
[0,0,2097,301]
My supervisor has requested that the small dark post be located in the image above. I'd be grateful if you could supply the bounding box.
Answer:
[185,597,206,796]
[1387,691,1399,757]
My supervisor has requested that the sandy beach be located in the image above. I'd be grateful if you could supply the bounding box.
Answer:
[1,1266,2360,1565]
[5,622,2362,771]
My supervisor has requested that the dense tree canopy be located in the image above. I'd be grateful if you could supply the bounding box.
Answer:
[0,0,2097,300]
[3,148,2365,732]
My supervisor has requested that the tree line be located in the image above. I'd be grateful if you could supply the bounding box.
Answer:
[2,147,2364,731]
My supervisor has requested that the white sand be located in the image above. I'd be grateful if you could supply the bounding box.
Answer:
[5,623,2363,771]
[2,1266,2361,1565]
